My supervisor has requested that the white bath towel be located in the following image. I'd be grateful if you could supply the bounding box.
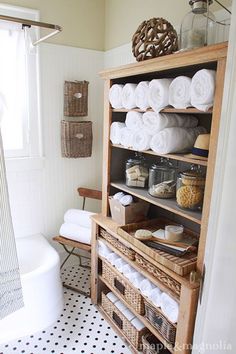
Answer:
[148,78,173,112]
[113,191,125,201]
[148,287,163,308]
[106,253,121,266]
[119,194,133,206]
[143,112,198,136]
[121,83,137,109]
[191,69,216,111]
[110,122,126,145]
[132,129,151,151]
[161,293,179,324]
[122,264,136,278]
[98,240,112,258]
[109,84,124,109]
[135,81,150,110]
[131,317,146,330]
[64,209,94,229]
[106,292,119,304]
[125,111,143,131]
[123,308,136,321]
[169,76,192,109]
[114,258,128,273]
[129,272,146,289]
[139,279,156,297]
[150,126,207,154]
[119,127,134,148]
[115,300,127,312]
[59,223,91,245]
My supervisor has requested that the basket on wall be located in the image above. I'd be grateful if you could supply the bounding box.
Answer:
[64,80,89,117]
[61,120,92,158]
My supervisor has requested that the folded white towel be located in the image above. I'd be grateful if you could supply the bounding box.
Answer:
[121,83,137,109]
[119,194,133,206]
[129,272,146,289]
[109,84,124,109]
[191,69,216,111]
[110,122,126,145]
[148,287,162,308]
[119,127,134,148]
[132,129,151,151]
[123,308,136,321]
[98,240,112,258]
[125,111,143,131]
[143,112,198,136]
[148,78,173,112]
[114,258,128,273]
[169,76,192,109]
[131,317,146,330]
[59,223,91,245]
[139,279,156,297]
[150,126,207,154]
[106,253,121,266]
[113,192,125,201]
[115,300,127,312]
[106,292,119,304]
[161,293,179,324]
[64,209,94,229]
[135,81,150,110]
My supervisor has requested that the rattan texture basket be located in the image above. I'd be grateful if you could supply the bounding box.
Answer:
[142,333,171,354]
[100,228,136,260]
[64,80,89,117]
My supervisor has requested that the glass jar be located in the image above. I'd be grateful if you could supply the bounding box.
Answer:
[125,154,148,188]
[148,159,176,198]
[176,165,206,210]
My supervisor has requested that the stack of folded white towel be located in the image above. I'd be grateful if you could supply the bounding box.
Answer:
[59,209,94,245]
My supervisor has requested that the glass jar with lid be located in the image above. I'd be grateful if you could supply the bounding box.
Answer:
[176,165,206,210]
[125,153,148,188]
[148,158,176,198]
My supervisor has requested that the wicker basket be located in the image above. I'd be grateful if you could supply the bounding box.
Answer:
[101,260,145,315]
[101,292,147,350]
[144,300,176,345]
[64,80,89,116]
[100,228,136,261]
[61,120,92,158]
[142,333,171,354]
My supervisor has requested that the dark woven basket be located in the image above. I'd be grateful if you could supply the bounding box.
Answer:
[61,120,92,158]
[64,80,89,117]
[142,333,171,354]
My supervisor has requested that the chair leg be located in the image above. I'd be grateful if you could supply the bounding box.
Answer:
[60,246,76,269]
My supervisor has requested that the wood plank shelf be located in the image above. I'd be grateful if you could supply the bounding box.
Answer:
[111,143,208,167]
[112,107,212,114]
[110,181,202,224]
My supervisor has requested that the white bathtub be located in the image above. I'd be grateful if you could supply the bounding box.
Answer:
[0,234,64,344]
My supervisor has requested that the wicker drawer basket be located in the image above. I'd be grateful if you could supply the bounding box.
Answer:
[144,300,176,345]
[101,260,145,315]
[142,333,171,354]
[101,292,147,350]
[100,228,135,261]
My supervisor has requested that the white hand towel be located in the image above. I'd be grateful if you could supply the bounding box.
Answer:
[110,122,126,145]
[106,253,121,266]
[131,317,146,331]
[120,127,134,148]
[139,279,156,297]
[59,223,91,245]
[143,112,198,136]
[121,83,137,109]
[191,69,216,111]
[119,194,133,206]
[115,300,127,312]
[129,272,146,289]
[148,78,173,112]
[114,258,128,273]
[64,209,94,229]
[150,126,207,154]
[109,84,124,109]
[132,129,151,151]
[161,293,179,324]
[148,287,163,308]
[135,81,150,110]
[125,111,143,131]
[113,192,125,201]
[169,76,192,109]
[123,308,136,321]
[106,292,119,304]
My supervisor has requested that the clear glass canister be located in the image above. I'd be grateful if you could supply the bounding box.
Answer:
[176,166,206,210]
[125,155,148,188]
[148,160,176,198]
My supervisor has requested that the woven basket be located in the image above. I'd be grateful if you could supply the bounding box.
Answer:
[100,228,136,261]
[144,300,176,345]
[61,120,92,158]
[142,333,171,354]
[101,260,145,315]
[64,80,89,116]
[101,292,147,350]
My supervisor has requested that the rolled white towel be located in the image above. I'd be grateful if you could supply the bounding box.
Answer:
[122,264,136,278]
[64,209,94,229]
[132,129,151,151]
[131,317,146,330]
[169,76,192,109]
[109,84,124,109]
[150,126,207,154]
[135,81,150,110]
[148,78,173,112]
[125,111,143,131]
[110,122,126,144]
[119,194,133,206]
[121,83,137,109]
[98,240,112,258]
[114,258,128,273]
[191,69,216,111]
[120,127,134,148]
[129,272,146,289]
[106,253,121,266]
[143,112,198,136]
[115,300,127,312]
[123,308,136,321]
[59,223,91,245]
[113,192,125,201]
[161,293,179,324]
[139,279,156,297]
[106,292,119,304]
[148,287,163,308]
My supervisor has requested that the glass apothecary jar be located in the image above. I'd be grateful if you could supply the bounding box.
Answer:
[125,154,148,188]
[148,159,176,198]
[176,165,206,210]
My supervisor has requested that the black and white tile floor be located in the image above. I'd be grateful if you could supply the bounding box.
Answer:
[0,261,131,354]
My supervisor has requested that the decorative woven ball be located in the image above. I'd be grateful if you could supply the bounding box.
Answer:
[132,17,178,62]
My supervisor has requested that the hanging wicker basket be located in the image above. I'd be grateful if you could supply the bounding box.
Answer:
[64,80,89,117]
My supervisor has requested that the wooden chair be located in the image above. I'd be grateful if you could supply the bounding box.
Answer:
[53,187,102,296]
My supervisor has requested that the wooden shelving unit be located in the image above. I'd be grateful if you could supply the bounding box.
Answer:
[112,107,213,114]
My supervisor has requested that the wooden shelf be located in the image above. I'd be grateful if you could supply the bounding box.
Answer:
[112,107,212,114]
[112,143,208,167]
[110,182,202,225]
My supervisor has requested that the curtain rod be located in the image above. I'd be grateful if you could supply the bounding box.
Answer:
[0,14,62,45]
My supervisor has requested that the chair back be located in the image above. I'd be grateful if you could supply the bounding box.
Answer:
[77,187,102,210]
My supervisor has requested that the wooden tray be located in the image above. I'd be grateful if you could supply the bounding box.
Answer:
[117,219,198,276]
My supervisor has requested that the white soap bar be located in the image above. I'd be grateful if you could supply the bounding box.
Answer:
[152,228,165,239]
[127,171,138,180]
[131,317,145,330]
[106,292,119,304]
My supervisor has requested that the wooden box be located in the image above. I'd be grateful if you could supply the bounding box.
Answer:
[108,197,149,225]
